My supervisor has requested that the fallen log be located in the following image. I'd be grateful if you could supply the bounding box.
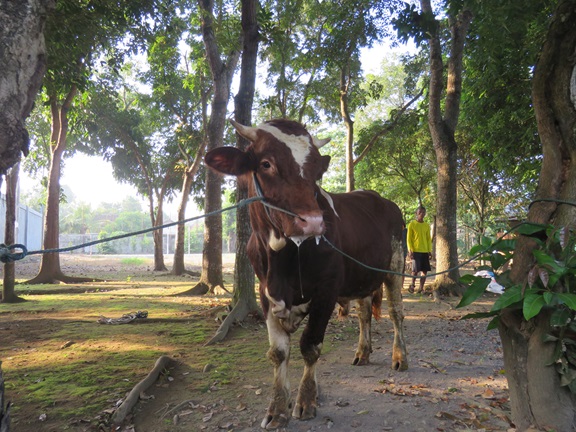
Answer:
[111,355,175,426]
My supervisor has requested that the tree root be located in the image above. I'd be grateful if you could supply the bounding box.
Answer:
[205,300,249,346]
[173,282,209,296]
[111,355,175,426]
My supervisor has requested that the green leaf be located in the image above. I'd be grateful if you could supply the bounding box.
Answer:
[492,285,523,312]
[558,293,576,311]
[469,243,490,256]
[533,249,563,273]
[543,333,559,342]
[457,277,490,308]
[487,316,500,330]
[460,311,498,320]
[491,253,509,271]
[514,222,549,236]
[493,239,515,252]
[523,292,546,321]
[459,274,477,283]
[550,307,571,326]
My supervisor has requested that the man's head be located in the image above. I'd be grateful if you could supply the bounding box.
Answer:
[416,206,426,222]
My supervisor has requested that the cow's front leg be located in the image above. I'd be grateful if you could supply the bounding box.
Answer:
[292,303,332,421]
[353,295,373,365]
[261,312,291,430]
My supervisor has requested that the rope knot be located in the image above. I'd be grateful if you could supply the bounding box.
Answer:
[0,244,28,263]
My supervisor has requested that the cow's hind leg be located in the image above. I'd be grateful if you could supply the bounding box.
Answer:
[384,237,409,370]
[261,312,292,430]
[353,295,372,365]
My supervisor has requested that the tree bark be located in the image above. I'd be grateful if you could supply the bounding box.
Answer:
[340,66,355,192]
[194,0,241,294]
[226,0,261,326]
[0,0,54,176]
[2,164,24,304]
[500,1,576,429]
[421,0,471,298]
[0,360,10,432]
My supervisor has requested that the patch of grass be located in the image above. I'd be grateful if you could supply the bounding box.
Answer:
[0,264,250,431]
[120,257,146,266]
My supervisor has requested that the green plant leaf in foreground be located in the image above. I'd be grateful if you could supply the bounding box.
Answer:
[523,291,546,321]
[457,276,490,308]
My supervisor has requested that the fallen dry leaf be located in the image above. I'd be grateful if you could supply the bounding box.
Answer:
[481,388,496,399]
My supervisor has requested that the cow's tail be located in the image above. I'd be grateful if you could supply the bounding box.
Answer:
[372,288,383,321]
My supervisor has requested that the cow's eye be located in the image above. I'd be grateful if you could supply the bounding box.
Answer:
[261,160,272,169]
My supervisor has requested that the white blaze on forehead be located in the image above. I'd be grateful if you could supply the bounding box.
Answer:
[258,123,311,177]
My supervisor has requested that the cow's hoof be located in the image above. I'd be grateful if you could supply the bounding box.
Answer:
[261,413,289,430]
[392,358,408,371]
[352,356,369,366]
[292,402,316,420]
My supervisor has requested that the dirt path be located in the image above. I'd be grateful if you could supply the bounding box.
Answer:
[128,295,509,432]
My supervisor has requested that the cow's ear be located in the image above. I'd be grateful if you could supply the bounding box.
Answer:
[205,147,252,176]
[316,155,331,180]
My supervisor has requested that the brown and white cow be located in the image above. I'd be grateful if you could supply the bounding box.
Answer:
[205,119,408,430]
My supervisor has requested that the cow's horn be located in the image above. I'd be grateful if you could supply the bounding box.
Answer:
[313,137,331,148]
[230,119,259,141]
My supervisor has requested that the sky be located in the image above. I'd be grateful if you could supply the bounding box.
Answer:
[7,42,395,217]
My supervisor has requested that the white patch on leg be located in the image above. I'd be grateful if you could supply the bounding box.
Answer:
[258,123,311,177]
[267,309,291,384]
[265,287,289,319]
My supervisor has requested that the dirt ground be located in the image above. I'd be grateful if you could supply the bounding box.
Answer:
[129,299,510,432]
[1,254,512,432]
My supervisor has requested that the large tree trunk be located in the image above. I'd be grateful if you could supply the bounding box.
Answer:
[26,91,93,285]
[194,0,241,294]
[421,0,471,298]
[499,1,576,429]
[0,0,53,177]
[207,0,261,344]
[2,164,24,304]
[233,0,258,309]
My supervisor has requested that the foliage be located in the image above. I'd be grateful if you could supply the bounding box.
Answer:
[459,222,576,393]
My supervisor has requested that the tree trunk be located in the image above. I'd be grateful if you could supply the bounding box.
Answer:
[340,67,355,192]
[172,88,208,276]
[195,0,241,294]
[26,91,93,285]
[500,1,576,429]
[0,0,53,177]
[172,171,194,275]
[231,0,260,316]
[152,199,167,272]
[0,360,10,432]
[421,0,471,297]
[2,164,24,303]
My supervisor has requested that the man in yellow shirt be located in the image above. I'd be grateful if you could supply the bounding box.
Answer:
[406,206,432,293]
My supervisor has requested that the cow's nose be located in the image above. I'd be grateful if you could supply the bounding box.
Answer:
[295,213,324,236]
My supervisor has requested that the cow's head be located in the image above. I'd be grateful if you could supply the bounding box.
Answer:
[205,119,331,250]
